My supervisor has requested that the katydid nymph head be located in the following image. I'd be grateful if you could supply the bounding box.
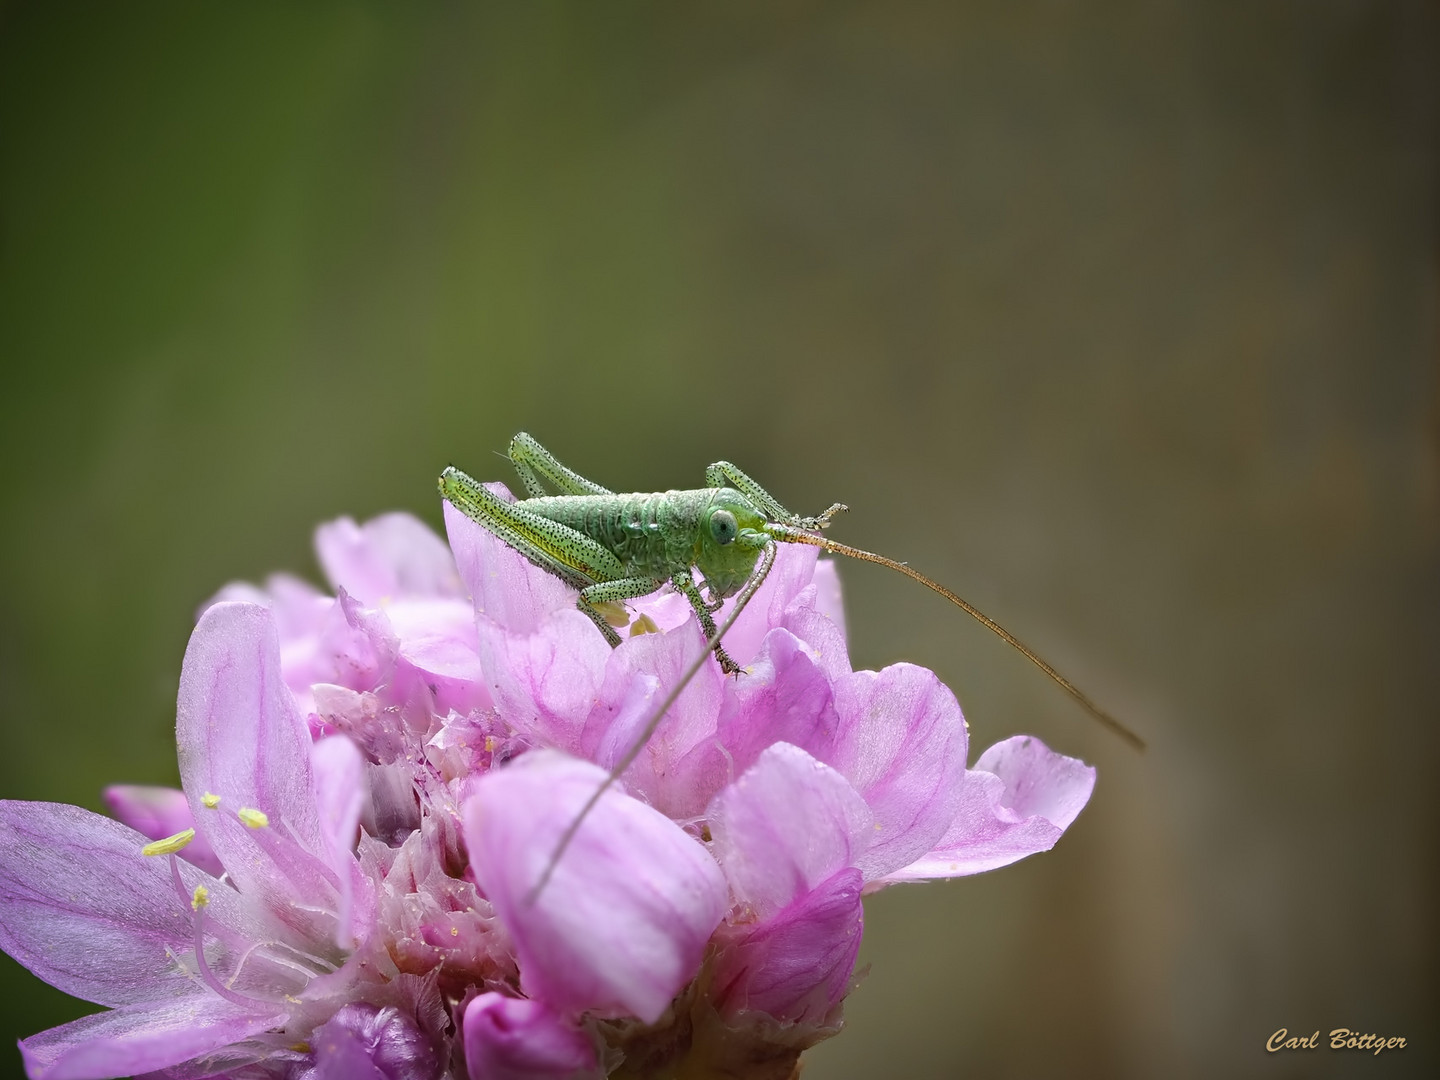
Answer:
[694,488,771,598]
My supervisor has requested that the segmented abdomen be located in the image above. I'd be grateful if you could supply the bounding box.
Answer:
[519,490,710,580]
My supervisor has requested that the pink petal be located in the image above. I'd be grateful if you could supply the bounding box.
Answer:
[101,785,222,877]
[706,631,842,795]
[884,735,1096,881]
[175,603,339,921]
[707,544,820,673]
[0,801,251,1008]
[827,663,968,878]
[474,610,612,752]
[462,993,600,1080]
[809,558,847,643]
[582,627,725,815]
[444,493,576,636]
[316,513,462,604]
[973,734,1096,830]
[712,868,863,1024]
[385,597,487,715]
[463,751,727,1023]
[312,735,365,946]
[707,743,872,918]
[19,995,282,1080]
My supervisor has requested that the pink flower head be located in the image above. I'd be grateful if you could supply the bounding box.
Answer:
[205,512,487,725]
[0,493,1098,1078]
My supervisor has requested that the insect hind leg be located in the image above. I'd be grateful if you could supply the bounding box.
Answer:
[508,432,616,499]
[705,461,847,531]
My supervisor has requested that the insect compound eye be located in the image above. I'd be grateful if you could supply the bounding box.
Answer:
[710,509,738,545]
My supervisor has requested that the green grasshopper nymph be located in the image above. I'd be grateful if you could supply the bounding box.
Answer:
[439,433,1143,898]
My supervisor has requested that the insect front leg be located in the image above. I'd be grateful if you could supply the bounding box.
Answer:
[671,572,742,675]
[704,461,847,531]
[508,432,616,499]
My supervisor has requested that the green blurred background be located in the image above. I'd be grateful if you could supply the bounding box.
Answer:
[2,2,1435,1077]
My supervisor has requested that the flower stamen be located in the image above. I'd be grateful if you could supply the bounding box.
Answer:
[141,828,196,857]
[237,807,269,829]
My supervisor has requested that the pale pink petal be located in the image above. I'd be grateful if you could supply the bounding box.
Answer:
[317,513,462,604]
[809,559,847,643]
[385,597,488,715]
[444,493,575,635]
[474,610,612,752]
[463,751,726,1023]
[778,584,852,681]
[707,744,872,918]
[708,544,820,672]
[827,663,968,878]
[974,734,1096,830]
[0,801,249,1008]
[581,627,725,815]
[708,630,841,791]
[462,993,600,1080]
[312,736,364,865]
[19,996,282,1080]
[175,602,340,924]
[884,736,1096,881]
[311,735,365,946]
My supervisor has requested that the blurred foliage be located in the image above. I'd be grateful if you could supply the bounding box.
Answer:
[1,2,1435,1077]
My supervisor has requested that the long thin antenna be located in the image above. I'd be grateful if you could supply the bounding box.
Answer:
[772,526,1145,752]
[525,541,779,904]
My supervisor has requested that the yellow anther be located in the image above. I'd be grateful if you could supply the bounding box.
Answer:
[629,613,661,638]
[141,828,196,857]
[201,793,221,809]
[484,736,497,753]
[191,885,209,911]
[237,807,269,829]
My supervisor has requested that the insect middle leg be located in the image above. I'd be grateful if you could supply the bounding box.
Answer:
[704,461,846,532]
[670,572,743,674]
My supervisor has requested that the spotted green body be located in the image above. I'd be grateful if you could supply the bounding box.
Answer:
[438,433,842,674]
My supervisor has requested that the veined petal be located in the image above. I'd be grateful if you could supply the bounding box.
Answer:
[0,801,249,1008]
[102,786,221,878]
[708,544,820,673]
[444,493,576,636]
[317,513,463,604]
[973,734,1096,831]
[175,603,341,931]
[584,627,724,815]
[712,868,863,1025]
[828,663,968,879]
[311,736,365,946]
[710,631,841,791]
[884,736,1096,881]
[463,751,727,1024]
[474,610,612,752]
[312,736,364,867]
[462,993,600,1080]
[708,743,872,918]
[19,995,283,1080]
